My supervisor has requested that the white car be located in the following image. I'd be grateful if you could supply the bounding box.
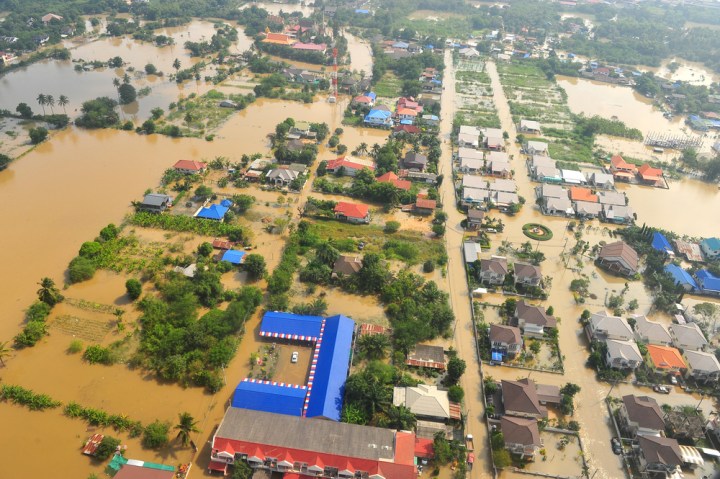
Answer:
[291,351,299,363]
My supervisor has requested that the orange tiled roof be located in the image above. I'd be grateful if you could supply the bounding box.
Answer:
[647,345,686,370]
[569,186,598,203]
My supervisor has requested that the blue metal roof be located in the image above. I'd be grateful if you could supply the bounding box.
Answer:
[306,314,354,421]
[366,109,392,119]
[702,237,720,250]
[664,264,697,290]
[260,311,324,338]
[651,232,673,254]
[232,380,307,416]
[697,270,720,292]
[221,249,245,264]
[365,92,377,101]
[196,203,229,220]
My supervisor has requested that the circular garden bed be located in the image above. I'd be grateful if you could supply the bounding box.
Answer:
[522,223,553,241]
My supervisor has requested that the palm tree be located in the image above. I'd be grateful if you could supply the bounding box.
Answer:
[172,58,181,72]
[45,95,55,114]
[357,334,390,360]
[382,405,417,431]
[370,143,380,159]
[315,241,340,267]
[122,73,131,85]
[37,277,64,306]
[174,412,199,447]
[357,142,368,156]
[0,341,12,366]
[112,78,121,103]
[36,94,47,115]
[58,95,69,113]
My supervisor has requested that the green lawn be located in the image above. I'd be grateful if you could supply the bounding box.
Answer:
[374,72,403,99]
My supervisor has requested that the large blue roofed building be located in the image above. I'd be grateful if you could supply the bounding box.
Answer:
[696,270,720,295]
[651,232,674,255]
[664,264,697,291]
[233,312,355,421]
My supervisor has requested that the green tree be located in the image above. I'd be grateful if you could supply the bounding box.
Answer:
[197,242,214,257]
[125,279,142,300]
[491,431,505,450]
[342,403,367,425]
[36,94,47,115]
[37,277,64,306]
[16,102,33,118]
[448,385,464,403]
[384,221,400,233]
[94,436,121,460]
[145,63,158,75]
[243,254,267,279]
[195,185,213,200]
[58,95,69,114]
[0,341,12,366]
[68,256,97,283]
[45,95,55,114]
[118,83,137,104]
[142,420,170,449]
[432,224,446,237]
[493,449,512,468]
[29,127,48,144]
[433,432,453,464]
[381,405,416,431]
[231,461,252,479]
[315,241,340,267]
[231,194,255,213]
[446,356,466,385]
[173,58,181,72]
[174,412,200,447]
[357,334,390,360]
[0,154,9,171]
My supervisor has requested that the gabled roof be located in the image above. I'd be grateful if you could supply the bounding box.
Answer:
[415,198,436,210]
[142,193,172,206]
[173,160,206,171]
[326,156,375,172]
[702,237,720,250]
[590,311,633,339]
[569,186,598,203]
[260,311,324,339]
[540,183,566,199]
[481,257,508,275]
[597,191,626,206]
[607,339,642,364]
[334,201,369,219]
[221,249,246,265]
[669,322,708,350]
[622,395,665,431]
[490,324,522,345]
[664,264,697,289]
[515,300,556,328]
[652,232,673,254]
[647,345,686,370]
[611,155,636,171]
[393,385,452,419]
[262,32,296,45]
[376,171,411,190]
[697,270,720,292]
[638,163,663,180]
[113,464,175,479]
[638,436,682,468]
[333,255,363,275]
[489,178,517,192]
[501,415,541,446]
[501,378,547,417]
[514,263,542,281]
[684,350,720,373]
[598,241,639,271]
[462,175,488,189]
[590,172,614,185]
[232,380,307,416]
[196,202,230,220]
[633,315,672,344]
[404,151,428,165]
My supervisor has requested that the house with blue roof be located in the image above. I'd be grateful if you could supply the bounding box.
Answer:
[392,41,409,49]
[221,249,245,265]
[259,311,324,340]
[365,91,377,102]
[701,238,720,260]
[364,109,393,128]
[196,199,232,221]
[664,264,697,291]
[696,270,720,296]
[651,232,674,256]
[232,380,307,416]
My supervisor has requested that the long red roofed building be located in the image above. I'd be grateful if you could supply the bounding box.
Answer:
[325,156,375,176]
[262,32,296,46]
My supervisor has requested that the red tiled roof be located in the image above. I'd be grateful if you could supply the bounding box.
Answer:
[569,186,598,203]
[377,172,411,190]
[334,201,369,219]
[647,345,686,370]
[212,239,235,250]
[393,125,421,134]
[638,163,663,180]
[415,198,436,210]
[262,32,296,45]
[414,437,435,459]
[610,155,636,171]
[326,157,375,172]
[353,95,372,104]
[397,108,418,117]
[173,160,207,171]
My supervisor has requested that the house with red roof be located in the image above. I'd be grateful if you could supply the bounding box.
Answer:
[334,201,370,224]
[377,171,412,190]
[397,98,422,112]
[414,197,437,215]
[637,164,663,186]
[393,124,421,135]
[262,32,296,46]
[397,108,418,122]
[173,160,207,174]
[610,155,636,182]
[325,156,375,177]
[569,186,598,203]
[647,345,686,376]
[352,95,375,107]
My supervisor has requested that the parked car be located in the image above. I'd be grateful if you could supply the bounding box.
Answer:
[653,385,671,394]
[669,375,678,385]
[291,351,299,363]
[611,438,622,455]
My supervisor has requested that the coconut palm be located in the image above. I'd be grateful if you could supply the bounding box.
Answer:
[174,412,199,447]
[356,142,368,156]
[357,334,390,360]
[0,341,12,366]
[315,241,340,267]
[123,73,131,85]
[172,58,181,72]
[381,405,416,431]
[58,95,69,113]
[36,94,47,115]
[37,277,64,306]
[45,95,55,114]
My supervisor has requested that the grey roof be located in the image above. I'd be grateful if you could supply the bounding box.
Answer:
[598,241,638,271]
[539,183,566,199]
[215,408,397,461]
[460,158,484,170]
[467,209,485,221]
[535,384,561,404]
[458,147,484,161]
[684,350,720,373]
[590,311,633,340]
[669,323,708,350]
[464,242,482,263]
[545,196,573,213]
[483,128,503,138]
[459,125,481,137]
[622,395,665,431]
[638,436,682,467]
[531,155,556,169]
[520,119,541,131]
[487,151,510,162]
[462,187,490,202]
[574,200,602,216]
[490,160,511,174]
[534,165,560,178]
[462,176,488,189]
[267,169,299,181]
[527,141,548,152]
[410,344,445,363]
[515,300,556,328]
[514,263,542,281]
[489,179,516,192]
[501,415,541,446]
[606,339,643,363]
[393,385,450,419]
[481,257,508,275]
[404,151,428,166]
[501,379,547,417]
[603,204,634,220]
[633,315,672,344]
[142,193,172,206]
[490,324,522,345]
[590,172,615,186]
[494,191,519,205]
[597,191,626,206]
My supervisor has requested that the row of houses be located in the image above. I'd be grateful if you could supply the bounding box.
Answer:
[609,155,665,187]
[363,96,435,128]
[535,183,633,223]
[527,154,616,189]
[470,255,543,289]
[486,300,557,362]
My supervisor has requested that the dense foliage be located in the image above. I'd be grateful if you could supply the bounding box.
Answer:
[75,97,119,129]
[128,212,250,243]
[0,384,61,410]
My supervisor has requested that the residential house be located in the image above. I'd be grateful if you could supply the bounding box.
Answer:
[669,323,708,352]
[526,141,549,156]
[266,168,300,187]
[393,124,421,136]
[651,232,674,256]
[536,183,565,199]
[597,241,639,276]
[487,151,510,163]
[588,311,634,342]
[501,379,547,418]
[0,51,17,65]
[569,186,598,203]
[696,270,720,296]
[489,324,523,358]
[588,172,615,189]
[139,193,173,213]
[664,264,698,292]
[489,160,512,178]
[363,109,393,128]
[173,160,207,174]
[633,315,672,346]
[501,416,541,460]
[457,147,484,173]
[597,191,626,206]
[606,340,643,369]
[489,178,516,193]
[34,34,50,45]
[514,300,556,336]
[421,114,439,126]
[406,344,446,370]
[352,94,375,107]
[610,155,636,182]
[334,201,370,224]
[376,172,411,190]
[289,121,315,139]
[196,199,232,222]
[513,263,542,287]
[414,198,437,215]
[393,385,461,423]
[543,196,574,216]
[534,165,562,183]
[530,155,556,171]
[483,128,504,151]
[619,395,666,437]
[462,176,488,190]
[493,191,520,209]
[325,156,375,177]
[646,345,686,375]
[637,436,682,476]
[41,13,63,24]
[561,169,587,185]
[637,163,664,186]
[683,350,720,383]
[602,204,634,224]
[397,108,418,123]
[403,152,428,171]
[478,256,508,286]
[458,132,480,148]
[463,241,482,264]
[466,209,485,229]
[674,240,704,262]
[701,238,720,260]
[462,187,490,207]
[332,255,363,277]
[458,47,480,58]
[574,201,602,219]
[519,119,541,134]
[459,125,481,138]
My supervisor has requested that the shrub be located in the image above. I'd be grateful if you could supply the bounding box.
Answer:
[83,345,115,365]
[94,436,121,460]
[448,385,464,403]
[243,254,267,280]
[0,384,61,410]
[14,301,52,347]
[68,340,84,354]
[68,256,97,283]
[142,420,170,449]
[29,127,48,144]
[384,221,400,233]
[423,260,435,273]
[522,223,553,241]
[125,279,142,300]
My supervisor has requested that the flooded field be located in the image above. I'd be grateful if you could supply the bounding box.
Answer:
[653,57,720,86]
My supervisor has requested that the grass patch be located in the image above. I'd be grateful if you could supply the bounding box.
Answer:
[374,71,403,98]
[165,89,254,137]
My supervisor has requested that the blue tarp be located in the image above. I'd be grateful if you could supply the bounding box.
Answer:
[697,270,720,292]
[665,264,698,290]
[221,249,245,264]
[355,9,370,14]
[491,351,503,362]
[306,314,355,421]
[260,311,324,338]
[196,203,229,220]
[651,232,673,254]
[232,380,307,416]
[400,119,414,125]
